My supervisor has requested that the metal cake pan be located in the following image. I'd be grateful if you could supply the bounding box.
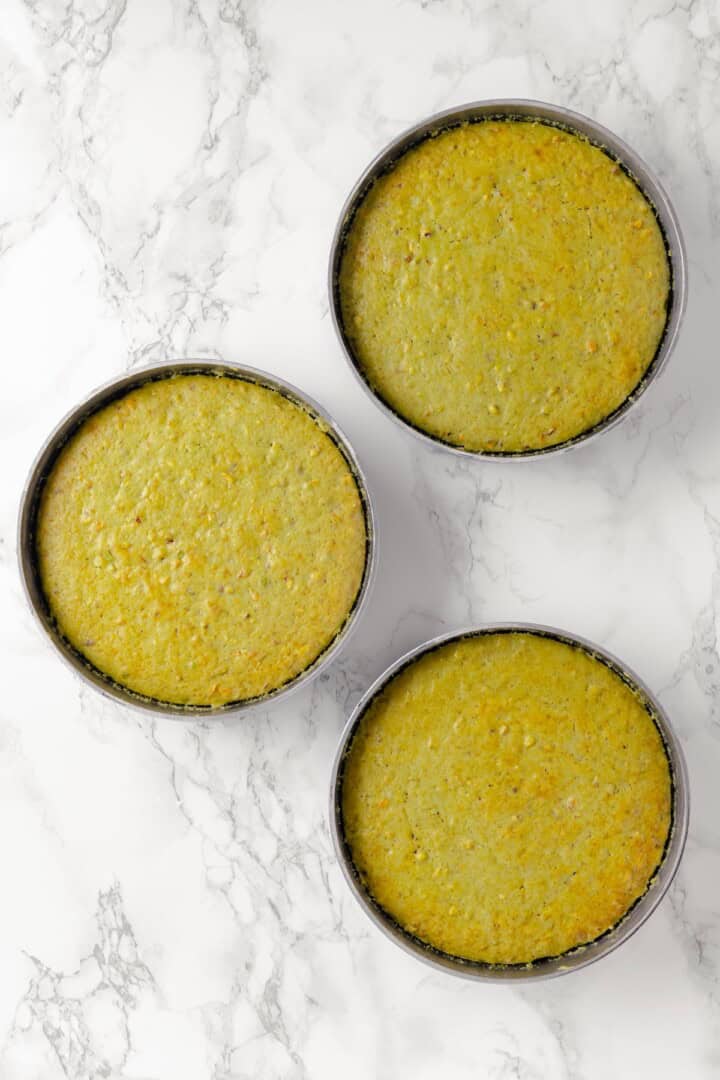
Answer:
[328,99,687,459]
[18,360,376,717]
[330,623,689,981]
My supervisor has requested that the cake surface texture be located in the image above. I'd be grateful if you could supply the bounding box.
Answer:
[37,372,367,706]
[341,632,672,965]
[339,119,670,452]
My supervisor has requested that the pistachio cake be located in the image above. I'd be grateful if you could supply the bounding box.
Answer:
[338,120,670,452]
[36,372,368,707]
[341,632,672,965]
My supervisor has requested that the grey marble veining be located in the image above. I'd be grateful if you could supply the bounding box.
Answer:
[1,0,719,1076]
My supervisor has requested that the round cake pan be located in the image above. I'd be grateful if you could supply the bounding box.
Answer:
[330,623,689,981]
[328,99,687,460]
[18,360,376,718]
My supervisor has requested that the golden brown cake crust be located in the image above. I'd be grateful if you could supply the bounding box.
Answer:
[339,120,670,452]
[37,373,368,706]
[341,632,672,965]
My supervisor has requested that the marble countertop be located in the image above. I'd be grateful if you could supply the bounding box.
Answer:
[1,0,718,1076]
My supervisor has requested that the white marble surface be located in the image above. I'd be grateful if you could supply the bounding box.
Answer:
[1,0,718,1076]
